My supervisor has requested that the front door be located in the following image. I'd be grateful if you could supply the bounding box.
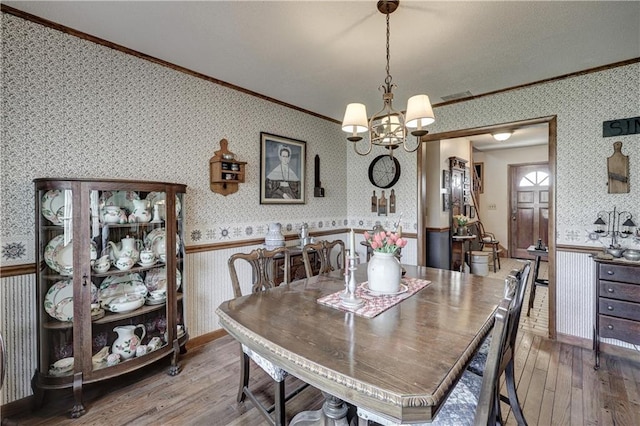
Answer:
[509,163,550,259]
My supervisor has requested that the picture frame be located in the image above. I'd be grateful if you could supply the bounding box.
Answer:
[260,132,306,204]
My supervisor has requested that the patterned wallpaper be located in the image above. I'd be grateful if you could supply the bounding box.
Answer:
[0,13,351,267]
[348,62,640,250]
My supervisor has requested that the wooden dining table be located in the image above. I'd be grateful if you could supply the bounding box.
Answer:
[215,264,506,424]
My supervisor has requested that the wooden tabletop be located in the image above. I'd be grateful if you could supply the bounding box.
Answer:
[216,264,506,423]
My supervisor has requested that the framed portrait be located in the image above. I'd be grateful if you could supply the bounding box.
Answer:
[260,132,306,204]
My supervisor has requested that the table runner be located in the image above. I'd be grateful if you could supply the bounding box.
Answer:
[317,276,431,318]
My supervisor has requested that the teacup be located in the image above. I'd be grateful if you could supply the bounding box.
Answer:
[148,290,166,301]
[114,256,134,271]
[139,249,155,265]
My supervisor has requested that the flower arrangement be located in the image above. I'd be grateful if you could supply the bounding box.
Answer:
[453,214,469,227]
[363,230,407,254]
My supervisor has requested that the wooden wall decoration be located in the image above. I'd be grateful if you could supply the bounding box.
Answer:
[607,141,629,193]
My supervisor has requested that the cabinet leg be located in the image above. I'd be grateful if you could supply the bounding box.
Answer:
[70,372,86,418]
[168,339,181,376]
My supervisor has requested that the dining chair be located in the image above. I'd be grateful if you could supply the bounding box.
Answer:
[476,220,502,272]
[356,276,520,426]
[466,261,531,426]
[301,239,346,278]
[228,246,305,426]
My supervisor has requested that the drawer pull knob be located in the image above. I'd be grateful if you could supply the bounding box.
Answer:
[607,288,614,293]
[607,306,614,311]
[607,325,614,330]
[606,270,614,275]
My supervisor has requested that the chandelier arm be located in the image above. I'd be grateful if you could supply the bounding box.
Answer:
[400,136,421,153]
[353,140,373,156]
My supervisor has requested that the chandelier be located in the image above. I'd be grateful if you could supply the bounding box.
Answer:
[341,0,435,156]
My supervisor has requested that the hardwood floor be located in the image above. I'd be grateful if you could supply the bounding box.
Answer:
[5,328,639,425]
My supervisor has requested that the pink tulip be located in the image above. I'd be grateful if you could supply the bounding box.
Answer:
[363,231,370,241]
[396,237,407,248]
[371,241,381,249]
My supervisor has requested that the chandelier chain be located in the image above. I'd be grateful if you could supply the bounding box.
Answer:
[385,12,392,87]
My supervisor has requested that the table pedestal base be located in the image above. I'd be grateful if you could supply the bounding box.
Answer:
[290,393,350,425]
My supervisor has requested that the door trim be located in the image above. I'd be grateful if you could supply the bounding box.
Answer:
[417,115,557,339]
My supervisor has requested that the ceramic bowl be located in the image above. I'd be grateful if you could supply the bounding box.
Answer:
[103,293,145,313]
[622,249,640,261]
[114,256,135,271]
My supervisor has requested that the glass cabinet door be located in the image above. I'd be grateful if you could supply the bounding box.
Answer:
[37,186,76,379]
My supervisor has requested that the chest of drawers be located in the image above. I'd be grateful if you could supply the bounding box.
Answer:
[593,258,640,369]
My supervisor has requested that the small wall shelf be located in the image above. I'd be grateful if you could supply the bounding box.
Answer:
[210,139,247,196]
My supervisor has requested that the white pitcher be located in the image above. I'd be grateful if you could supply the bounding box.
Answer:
[112,324,146,360]
[131,199,151,223]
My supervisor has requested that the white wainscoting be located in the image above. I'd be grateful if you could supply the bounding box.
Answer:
[1,274,37,405]
[556,249,637,350]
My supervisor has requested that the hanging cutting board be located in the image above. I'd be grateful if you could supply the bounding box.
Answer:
[607,141,629,193]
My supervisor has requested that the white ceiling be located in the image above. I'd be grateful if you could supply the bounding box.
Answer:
[4,1,639,148]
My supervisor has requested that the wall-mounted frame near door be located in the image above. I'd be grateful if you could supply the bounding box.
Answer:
[417,115,557,340]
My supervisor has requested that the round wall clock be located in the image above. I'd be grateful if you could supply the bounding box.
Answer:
[368,155,401,188]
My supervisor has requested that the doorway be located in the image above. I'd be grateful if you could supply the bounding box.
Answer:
[509,162,550,258]
[417,116,557,339]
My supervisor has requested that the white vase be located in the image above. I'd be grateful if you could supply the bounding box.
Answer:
[367,251,402,294]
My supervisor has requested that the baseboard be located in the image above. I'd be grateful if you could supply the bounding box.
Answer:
[557,332,640,362]
[185,329,227,350]
[1,396,33,424]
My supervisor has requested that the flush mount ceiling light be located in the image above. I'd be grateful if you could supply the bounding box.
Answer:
[341,0,434,157]
[492,131,513,141]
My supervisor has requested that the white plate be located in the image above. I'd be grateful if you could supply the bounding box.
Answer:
[54,297,74,322]
[99,190,140,215]
[145,192,181,220]
[144,267,182,292]
[98,273,147,304]
[44,280,98,321]
[362,283,408,297]
[41,189,69,226]
[44,235,73,274]
[144,228,180,258]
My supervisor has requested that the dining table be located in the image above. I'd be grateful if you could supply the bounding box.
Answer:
[215,263,506,424]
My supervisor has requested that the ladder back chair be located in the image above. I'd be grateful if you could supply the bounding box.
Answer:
[466,261,531,426]
[357,276,520,426]
[476,220,502,272]
[228,246,305,426]
[301,239,346,278]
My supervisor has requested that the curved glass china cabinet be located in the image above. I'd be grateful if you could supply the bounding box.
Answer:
[33,178,187,418]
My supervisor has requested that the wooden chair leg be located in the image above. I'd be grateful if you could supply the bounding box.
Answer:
[504,359,528,425]
[492,245,498,273]
[237,351,250,403]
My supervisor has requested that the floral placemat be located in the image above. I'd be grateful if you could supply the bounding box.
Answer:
[317,277,431,318]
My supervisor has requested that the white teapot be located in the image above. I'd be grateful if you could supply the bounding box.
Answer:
[108,236,140,263]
